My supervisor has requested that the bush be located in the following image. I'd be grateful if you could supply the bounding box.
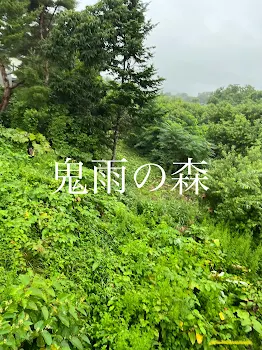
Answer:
[205,147,262,233]
[0,273,89,349]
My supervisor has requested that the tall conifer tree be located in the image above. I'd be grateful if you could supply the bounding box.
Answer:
[90,0,163,159]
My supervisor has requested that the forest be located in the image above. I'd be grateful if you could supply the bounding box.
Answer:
[0,0,262,349]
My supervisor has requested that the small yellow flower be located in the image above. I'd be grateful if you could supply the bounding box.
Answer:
[196,333,203,344]
[219,312,225,321]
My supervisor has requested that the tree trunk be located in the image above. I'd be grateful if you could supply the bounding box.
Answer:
[0,63,12,113]
[44,60,49,85]
[41,5,56,86]
[39,6,46,40]
[111,120,120,162]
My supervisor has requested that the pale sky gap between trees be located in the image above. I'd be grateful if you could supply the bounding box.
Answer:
[78,0,262,96]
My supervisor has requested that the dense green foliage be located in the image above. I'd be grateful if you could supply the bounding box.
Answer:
[208,85,262,105]
[130,96,211,170]
[1,0,162,161]
[0,0,262,349]
[0,128,261,350]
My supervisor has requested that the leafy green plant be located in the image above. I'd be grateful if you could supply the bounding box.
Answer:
[206,146,262,233]
[0,273,90,350]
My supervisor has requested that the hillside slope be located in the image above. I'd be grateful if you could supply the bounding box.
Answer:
[0,127,261,349]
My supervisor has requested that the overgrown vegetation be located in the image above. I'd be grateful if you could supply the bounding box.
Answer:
[0,128,261,349]
[0,0,262,349]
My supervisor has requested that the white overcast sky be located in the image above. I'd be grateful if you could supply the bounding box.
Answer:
[76,0,262,95]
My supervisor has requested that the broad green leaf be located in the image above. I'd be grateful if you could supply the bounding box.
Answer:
[6,334,16,347]
[29,287,46,301]
[92,261,99,271]
[213,239,220,247]
[253,319,262,335]
[47,287,56,297]
[188,332,196,345]
[53,281,63,291]
[77,307,87,316]
[42,330,52,345]
[27,301,38,311]
[19,275,31,286]
[80,335,91,344]
[3,313,16,319]
[58,313,70,327]
[61,340,71,350]
[0,328,11,335]
[36,335,45,347]
[70,336,83,350]
[237,310,250,320]
[245,326,252,333]
[17,311,26,321]
[41,306,49,320]
[69,306,78,321]
[34,320,44,331]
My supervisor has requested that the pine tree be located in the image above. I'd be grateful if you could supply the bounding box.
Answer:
[90,0,163,160]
